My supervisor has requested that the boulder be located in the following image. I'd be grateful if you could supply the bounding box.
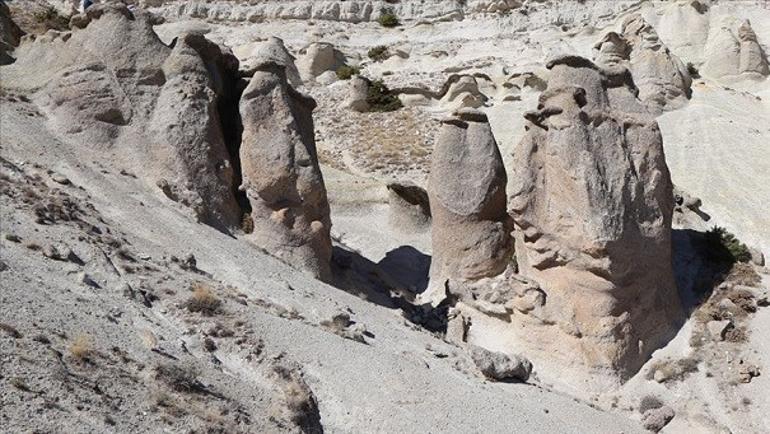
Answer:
[507,55,684,382]
[425,108,513,305]
[239,59,333,281]
[296,42,346,84]
[1,4,241,230]
[594,14,691,111]
[386,182,431,232]
[470,346,532,382]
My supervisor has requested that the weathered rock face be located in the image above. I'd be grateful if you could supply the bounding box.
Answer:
[0,1,23,65]
[425,108,513,304]
[504,55,684,383]
[149,33,242,228]
[702,18,769,80]
[594,14,691,111]
[1,4,241,230]
[239,61,333,281]
[397,74,487,112]
[296,42,346,84]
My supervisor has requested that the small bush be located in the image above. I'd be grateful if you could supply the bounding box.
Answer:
[184,282,222,316]
[366,79,402,112]
[336,65,361,80]
[687,62,701,79]
[378,12,399,28]
[705,226,751,264]
[367,46,390,62]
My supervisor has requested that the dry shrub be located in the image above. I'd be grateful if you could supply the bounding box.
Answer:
[184,282,222,316]
[726,263,761,287]
[241,213,254,234]
[68,334,94,360]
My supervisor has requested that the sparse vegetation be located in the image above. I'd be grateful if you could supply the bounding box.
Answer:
[68,334,94,361]
[33,6,70,31]
[366,79,402,112]
[336,65,361,80]
[184,282,222,316]
[687,62,701,79]
[367,45,390,62]
[155,363,207,394]
[378,11,400,28]
[705,226,752,264]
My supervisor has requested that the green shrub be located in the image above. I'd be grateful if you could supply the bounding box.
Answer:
[705,226,752,264]
[367,45,390,62]
[336,65,361,80]
[366,79,402,112]
[378,12,399,28]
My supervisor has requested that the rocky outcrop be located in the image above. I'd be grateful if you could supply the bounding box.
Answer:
[425,108,513,305]
[1,4,241,230]
[296,42,346,84]
[702,18,769,80]
[503,55,684,383]
[594,14,691,111]
[0,1,23,65]
[239,59,333,281]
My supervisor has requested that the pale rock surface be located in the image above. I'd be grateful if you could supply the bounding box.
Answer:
[239,59,333,281]
[425,108,512,305]
[503,55,684,385]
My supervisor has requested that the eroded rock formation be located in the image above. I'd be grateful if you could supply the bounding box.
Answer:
[296,42,346,84]
[425,108,513,304]
[239,59,333,281]
[702,18,769,80]
[594,14,691,111]
[0,1,23,65]
[501,55,684,383]
[1,4,241,230]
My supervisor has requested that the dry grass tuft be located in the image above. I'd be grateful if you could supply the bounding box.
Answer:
[184,282,222,316]
[68,334,94,361]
